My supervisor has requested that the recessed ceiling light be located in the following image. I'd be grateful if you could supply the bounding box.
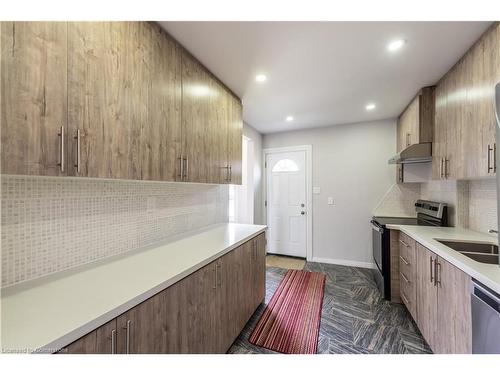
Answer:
[366,103,376,111]
[255,74,267,83]
[387,39,406,52]
[286,116,294,122]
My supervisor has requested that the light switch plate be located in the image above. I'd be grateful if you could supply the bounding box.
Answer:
[313,187,321,194]
[328,197,334,205]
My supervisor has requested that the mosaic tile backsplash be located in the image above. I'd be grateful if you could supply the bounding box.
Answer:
[1,175,229,287]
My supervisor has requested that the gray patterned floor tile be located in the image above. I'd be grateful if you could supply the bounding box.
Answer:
[352,319,402,354]
[228,261,431,355]
[329,341,374,354]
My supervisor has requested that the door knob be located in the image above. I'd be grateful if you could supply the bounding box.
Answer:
[301,211,306,215]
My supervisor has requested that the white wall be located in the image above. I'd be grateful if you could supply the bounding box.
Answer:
[243,123,264,224]
[263,119,397,268]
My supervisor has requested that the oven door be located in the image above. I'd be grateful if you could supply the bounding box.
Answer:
[371,220,384,273]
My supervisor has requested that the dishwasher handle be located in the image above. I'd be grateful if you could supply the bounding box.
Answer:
[473,280,500,313]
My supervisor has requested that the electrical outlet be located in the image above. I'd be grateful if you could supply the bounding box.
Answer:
[328,197,334,205]
[313,187,321,194]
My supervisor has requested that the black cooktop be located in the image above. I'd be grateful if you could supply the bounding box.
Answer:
[372,216,419,226]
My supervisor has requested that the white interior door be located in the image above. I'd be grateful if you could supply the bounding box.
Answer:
[266,150,307,258]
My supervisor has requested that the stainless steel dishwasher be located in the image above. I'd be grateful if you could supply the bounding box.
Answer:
[472,279,500,353]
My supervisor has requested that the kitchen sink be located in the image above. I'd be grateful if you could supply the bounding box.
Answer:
[436,240,499,264]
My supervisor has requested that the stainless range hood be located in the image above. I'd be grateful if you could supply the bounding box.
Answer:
[388,142,432,164]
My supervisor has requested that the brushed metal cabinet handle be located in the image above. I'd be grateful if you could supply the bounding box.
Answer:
[399,239,409,248]
[182,157,189,181]
[444,158,450,178]
[488,144,494,173]
[439,157,443,179]
[111,329,116,354]
[495,143,497,173]
[429,256,434,283]
[401,292,410,306]
[399,255,410,266]
[58,126,65,172]
[229,164,232,182]
[125,320,131,354]
[435,261,441,286]
[213,264,217,289]
[401,273,410,284]
[177,157,183,180]
[74,129,81,173]
[217,263,222,287]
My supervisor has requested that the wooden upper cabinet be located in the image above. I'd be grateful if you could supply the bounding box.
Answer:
[434,22,499,180]
[396,87,434,152]
[210,79,230,184]
[228,96,243,185]
[2,21,242,184]
[141,23,182,182]
[180,51,212,183]
[67,22,149,180]
[1,22,68,176]
[432,81,447,179]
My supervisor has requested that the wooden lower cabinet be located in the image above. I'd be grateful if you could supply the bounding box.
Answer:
[399,233,416,319]
[61,319,117,354]
[415,242,472,354]
[60,233,266,354]
[252,233,266,308]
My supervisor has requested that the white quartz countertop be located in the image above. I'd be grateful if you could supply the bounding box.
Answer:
[1,223,266,353]
[386,224,500,294]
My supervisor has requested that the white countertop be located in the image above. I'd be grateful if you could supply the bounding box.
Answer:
[0,223,266,353]
[386,224,500,294]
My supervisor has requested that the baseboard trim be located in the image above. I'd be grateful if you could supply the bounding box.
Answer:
[311,257,377,270]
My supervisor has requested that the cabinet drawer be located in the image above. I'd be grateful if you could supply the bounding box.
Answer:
[399,234,415,275]
[400,271,417,319]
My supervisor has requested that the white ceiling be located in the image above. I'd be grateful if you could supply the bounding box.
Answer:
[160,21,491,134]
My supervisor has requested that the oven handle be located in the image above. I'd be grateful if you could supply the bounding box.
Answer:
[371,220,384,233]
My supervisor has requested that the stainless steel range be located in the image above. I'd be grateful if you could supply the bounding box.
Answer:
[371,199,448,300]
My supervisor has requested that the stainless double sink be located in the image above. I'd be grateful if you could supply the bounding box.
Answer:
[437,240,499,264]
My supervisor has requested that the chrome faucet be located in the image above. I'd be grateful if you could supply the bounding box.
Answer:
[489,229,499,234]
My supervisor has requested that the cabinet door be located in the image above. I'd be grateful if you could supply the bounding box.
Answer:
[176,261,218,353]
[465,39,488,178]
[433,78,448,179]
[482,23,498,176]
[228,96,243,185]
[434,256,457,353]
[116,290,168,354]
[68,22,147,179]
[1,22,68,176]
[445,64,462,179]
[181,52,211,183]
[406,97,420,147]
[210,80,230,184]
[435,256,472,354]
[216,243,251,352]
[141,23,182,181]
[416,243,438,350]
[62,319,117,354]
[396,117,404,152]
[252,233,267,309]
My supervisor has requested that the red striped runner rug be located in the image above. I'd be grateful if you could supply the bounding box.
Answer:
[249,269,326,354]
